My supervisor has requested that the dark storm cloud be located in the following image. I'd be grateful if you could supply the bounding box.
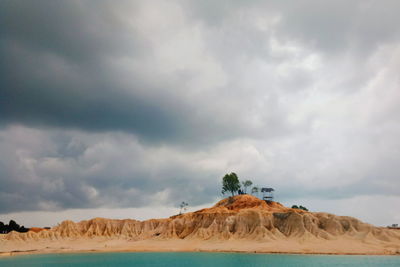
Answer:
[2,0,400,142]
[0,0,185,142]
[0,0,292,145]
[0,127,222,213]
[0,0,400,224]
[0,0,318,145]
[3,0,398,143]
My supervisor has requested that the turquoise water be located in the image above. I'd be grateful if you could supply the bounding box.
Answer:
[0,252,399,266]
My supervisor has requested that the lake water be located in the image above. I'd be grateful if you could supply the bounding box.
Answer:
[0,252,399,266]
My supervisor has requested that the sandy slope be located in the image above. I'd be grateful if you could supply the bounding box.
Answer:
[1,195,399,256]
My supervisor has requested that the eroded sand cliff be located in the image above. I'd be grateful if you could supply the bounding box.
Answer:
[1,195,399,255]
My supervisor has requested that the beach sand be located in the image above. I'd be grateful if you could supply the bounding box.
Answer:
[1,235,399,257]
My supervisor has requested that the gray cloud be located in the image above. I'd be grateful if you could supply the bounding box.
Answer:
[0,0,181,142]
[0,0,309,144]
[0,126,222,213]
[1,1,400,225]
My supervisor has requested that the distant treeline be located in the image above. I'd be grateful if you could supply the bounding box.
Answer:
[0,220,29,234]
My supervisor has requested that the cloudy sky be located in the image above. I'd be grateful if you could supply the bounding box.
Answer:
[1,0,399,227]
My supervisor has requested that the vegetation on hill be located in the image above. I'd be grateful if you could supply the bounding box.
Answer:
[221,173,259,197]
[0,220,29,234]
[241,180,253,194]
[221,172,241,196]
[292,205,309,211]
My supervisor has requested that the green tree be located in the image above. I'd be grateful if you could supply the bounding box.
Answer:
[299,205,308,211]
[291,205,308,211]
[241,180,253,194]
[221,172,241,196]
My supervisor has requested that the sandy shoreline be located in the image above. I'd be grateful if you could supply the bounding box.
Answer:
[1,238,399,257]
[1,249,399,258]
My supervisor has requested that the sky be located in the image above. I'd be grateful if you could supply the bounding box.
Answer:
[1,0,399,227]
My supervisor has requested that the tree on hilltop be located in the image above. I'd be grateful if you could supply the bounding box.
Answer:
[221,172,241,196]
[251,186,259,196]
[179,201,188,215]
[241,180,253,194]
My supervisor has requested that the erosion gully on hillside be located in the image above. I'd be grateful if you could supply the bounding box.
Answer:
[1,195,399,256]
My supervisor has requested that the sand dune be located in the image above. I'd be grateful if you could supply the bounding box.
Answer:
[1,195,399,256]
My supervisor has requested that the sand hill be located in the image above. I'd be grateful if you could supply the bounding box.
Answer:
[1,195,399,255]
